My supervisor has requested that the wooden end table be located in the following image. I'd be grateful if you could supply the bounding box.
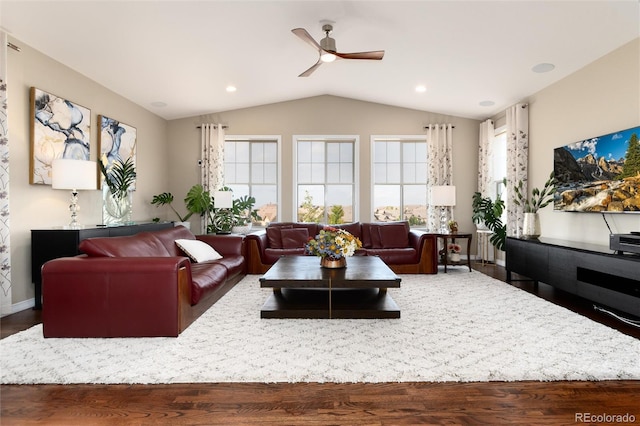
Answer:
[436,233,472,273]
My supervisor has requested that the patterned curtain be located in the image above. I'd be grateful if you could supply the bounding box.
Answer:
[0,32,12,315]
[505,103,529,237]
[200,124,225,234]
[477,119,496,261]
[478,119,495,198]
[426,124,454,231]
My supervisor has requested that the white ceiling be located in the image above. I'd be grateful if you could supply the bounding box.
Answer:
[2,1,639,121]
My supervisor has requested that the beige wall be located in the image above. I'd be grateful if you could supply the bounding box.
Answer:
[167,95,481,233]
[7,37,169,308]
[527,38,640,243]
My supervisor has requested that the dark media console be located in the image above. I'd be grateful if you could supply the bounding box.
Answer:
[506,236,640,318]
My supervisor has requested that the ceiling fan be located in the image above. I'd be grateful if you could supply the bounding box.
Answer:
[291,24,384,77]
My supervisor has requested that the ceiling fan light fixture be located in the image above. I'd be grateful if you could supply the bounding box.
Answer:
[321,52,337,63]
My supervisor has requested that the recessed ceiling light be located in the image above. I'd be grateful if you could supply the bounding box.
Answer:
[479,100,495,107]
[226,85,237,93]
[415,85,426,93]
[150,101,167,108]
[531,63,555,73]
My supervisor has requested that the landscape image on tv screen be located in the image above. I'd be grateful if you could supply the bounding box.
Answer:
[553,125,640,212]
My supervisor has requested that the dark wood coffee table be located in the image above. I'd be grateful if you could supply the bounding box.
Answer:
[259,256,401,319]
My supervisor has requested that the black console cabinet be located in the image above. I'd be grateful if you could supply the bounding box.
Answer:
[506,236,640,317]
[31,222,174,309]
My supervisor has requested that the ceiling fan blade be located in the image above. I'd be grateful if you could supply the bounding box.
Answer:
[298,58,323,77]
[335,50,385,60]
[292,28,322,51]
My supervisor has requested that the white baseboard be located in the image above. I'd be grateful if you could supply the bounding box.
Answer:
[0,298,35,317]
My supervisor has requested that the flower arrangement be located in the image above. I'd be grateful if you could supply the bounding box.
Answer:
[447,220,458,233]
[305,227,362,260]
[448,243,461,254]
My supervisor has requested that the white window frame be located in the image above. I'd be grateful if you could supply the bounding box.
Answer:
[224,135,282,224]
[371,135,428,225]
[293,135,360,223]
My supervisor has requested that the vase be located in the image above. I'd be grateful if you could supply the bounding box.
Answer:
[449,253,461,262]
[103,187,133,226]
[320,257,347,269]
[522,212,541,239]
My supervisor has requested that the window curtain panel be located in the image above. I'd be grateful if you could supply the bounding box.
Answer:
[477,119,495,261]
[505,103,529,237]
[426,124,454,231]
[0,32,12,315]
[478,119,495,198]
[200,123,225,234]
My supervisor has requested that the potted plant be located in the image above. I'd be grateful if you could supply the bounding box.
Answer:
[230,195,261,234]
[99,156,136,224]
[447,243,461,262]
[208,188,263,234]
[513,172,556,239]
[472,190,506,251]
[151,184,212,229]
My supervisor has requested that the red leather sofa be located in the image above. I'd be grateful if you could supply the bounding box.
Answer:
[41,226,246,338]
[246,221,438,274]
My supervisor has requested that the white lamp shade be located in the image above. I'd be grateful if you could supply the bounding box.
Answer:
[214,191,233,209]
[430,185,456,206]
[51,159,97,190]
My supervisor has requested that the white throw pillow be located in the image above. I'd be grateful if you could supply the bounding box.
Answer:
[175,239,223,263]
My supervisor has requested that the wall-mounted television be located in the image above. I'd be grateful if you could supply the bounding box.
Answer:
[553,125,639,212]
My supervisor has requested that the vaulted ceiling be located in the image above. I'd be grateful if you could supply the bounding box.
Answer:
[2,1,638,120]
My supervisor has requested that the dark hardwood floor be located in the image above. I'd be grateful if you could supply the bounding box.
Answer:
[2,264,639,425]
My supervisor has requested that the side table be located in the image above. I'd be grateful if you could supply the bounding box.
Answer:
[436,233,472,273]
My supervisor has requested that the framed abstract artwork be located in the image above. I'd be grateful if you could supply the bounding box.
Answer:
[29,87,91,184]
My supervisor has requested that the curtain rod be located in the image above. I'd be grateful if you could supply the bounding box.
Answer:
[424,125,455,129]
[196,125,228,129]
[7,42,20,52]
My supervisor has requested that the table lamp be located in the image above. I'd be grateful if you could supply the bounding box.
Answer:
[214,190,233,234]
[430,185,456,234]
[52,159,97,228]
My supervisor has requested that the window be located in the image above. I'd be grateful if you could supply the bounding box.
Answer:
[493,128,507,194]
[372,136,428,225]
[294,136,357,224]
[224,136,280,224]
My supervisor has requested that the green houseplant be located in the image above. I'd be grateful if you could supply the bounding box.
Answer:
[210,189,261,234]
[472,190,506,251]
[99,157,136,200]
[99,157,137,224]
[232,195,260,226]
[513,172,556,239]
[513,172,557,213]
[151,184,212,225]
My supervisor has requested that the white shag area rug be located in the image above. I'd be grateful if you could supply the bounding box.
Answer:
[2,270,639,384]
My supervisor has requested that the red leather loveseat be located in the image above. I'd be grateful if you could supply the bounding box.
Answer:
[41,226,245,338]
[245,221,437,274]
